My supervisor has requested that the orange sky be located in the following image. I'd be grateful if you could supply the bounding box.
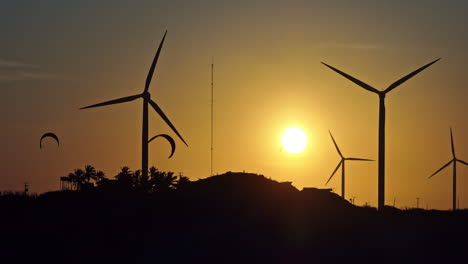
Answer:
[1,1,467,210]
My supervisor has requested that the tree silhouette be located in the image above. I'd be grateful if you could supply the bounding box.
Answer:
[63,165,107,191]
[148,166,159,192]
[68,168,84,190]
[151,171,177,191]
[115,166,134,189]
[133,169,142,190]
[162,171,177,190]
[175,173,190,190]
[93,170,105,184]
[115,166,132,180]
[139,169,150,192]
[83,165,97,184]
[60,165,186,193]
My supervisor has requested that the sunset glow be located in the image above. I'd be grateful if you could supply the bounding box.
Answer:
[2,2,468,261]
[1,1,467,210]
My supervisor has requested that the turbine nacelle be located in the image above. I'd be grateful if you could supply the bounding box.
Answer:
[142,92,151,100]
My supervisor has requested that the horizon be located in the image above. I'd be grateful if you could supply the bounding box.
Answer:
[2,0,467,210]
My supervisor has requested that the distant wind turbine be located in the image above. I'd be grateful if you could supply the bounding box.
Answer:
[325,131,373,199]
[80,31,188,180]
[428,128,467,211]
[322,58,440,210]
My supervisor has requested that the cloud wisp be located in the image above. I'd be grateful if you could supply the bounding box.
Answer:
[0,71,60,82]
[0,57,59,82]
[0,58,36,68]
[330,43,379,50]
[316,42,380,50]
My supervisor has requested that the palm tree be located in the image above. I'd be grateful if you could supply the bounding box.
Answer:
[148,166,159,192]
[154,171,178,191]
[93,170,106,184]
[139,169,149,192]
[115,166,134,189]
[149,166,158,175]
[68,168,85,190]
[63,166,106,191]
[67,173,76,190]
[133,169,141,189]
[116,166,132,180]
[175,173,190,190]
[83,165,97,185]
[164,172,178,189]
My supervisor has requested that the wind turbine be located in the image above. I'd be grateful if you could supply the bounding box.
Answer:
[428,128,467,211]
[80,31,187,180]
[325,131,373,199]
[322,58,440,210]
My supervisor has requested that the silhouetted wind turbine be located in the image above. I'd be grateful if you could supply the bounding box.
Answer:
[322,58,440,210]
[325,131,373,199]
[80,31,187,180]
[428,128,467,211]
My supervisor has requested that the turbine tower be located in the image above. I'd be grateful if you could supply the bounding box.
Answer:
[428,128,467,211]
[322,58,440,210]
[80,31,187,180]
[325,131,373,199]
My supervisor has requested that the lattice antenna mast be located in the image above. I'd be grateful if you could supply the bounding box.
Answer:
[211,58,214,176]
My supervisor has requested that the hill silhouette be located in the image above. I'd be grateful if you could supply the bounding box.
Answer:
[1,172,467,263]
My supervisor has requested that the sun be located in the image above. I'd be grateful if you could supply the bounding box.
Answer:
[282,127,307,154]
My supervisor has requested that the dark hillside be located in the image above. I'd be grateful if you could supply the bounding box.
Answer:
[1,172,467,263]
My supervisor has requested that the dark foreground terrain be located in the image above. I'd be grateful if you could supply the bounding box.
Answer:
[1,172,467,263]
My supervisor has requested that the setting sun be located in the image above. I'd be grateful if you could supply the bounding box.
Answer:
[282,128,307,154]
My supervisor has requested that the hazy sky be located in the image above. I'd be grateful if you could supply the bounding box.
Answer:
[1,0,467,209]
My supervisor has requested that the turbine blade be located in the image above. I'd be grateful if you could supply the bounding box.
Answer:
[346,158,374,161]
[384,58,441,94]
[321,62,380,94]
[428,160,453,179]
[457,159,468,166]
[329,130,343,158]
[148,99,188,146]
[80,94,142,109]
[326,160,343,185]
[144,30,167,93]
[450,127,455,157]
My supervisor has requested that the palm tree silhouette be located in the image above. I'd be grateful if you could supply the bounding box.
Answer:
[154,171,177,191]
[165,172,178,189]
[115,166,134,189]
[175,174,190,190]
[63,166,107,191]
[139,169,150,192]
[83,165,97,184]
[148,166,159,192]
[116,166,132,180]
[68,168,85,190]
[133,169,142,189]
[93,170,106,184]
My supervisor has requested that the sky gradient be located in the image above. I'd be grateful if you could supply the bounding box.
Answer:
[1,0,467,209]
